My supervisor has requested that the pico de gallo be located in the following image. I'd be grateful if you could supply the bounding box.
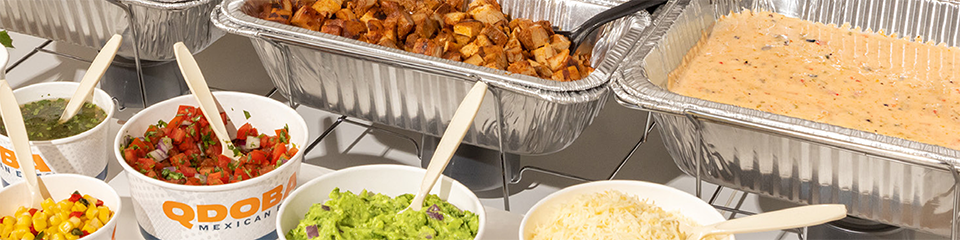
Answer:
[120,105,298,185]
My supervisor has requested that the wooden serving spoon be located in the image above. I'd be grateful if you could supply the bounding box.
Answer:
[173,42,241,162]
[57,34,122,124]
[683,204,847,240]
[406,81,488,212]
[0,60,51,207]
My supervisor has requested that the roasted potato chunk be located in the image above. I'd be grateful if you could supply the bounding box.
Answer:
[507,60,538,76]
[311,0,342,16]
[468,4,506,25]
[290,7,322,30]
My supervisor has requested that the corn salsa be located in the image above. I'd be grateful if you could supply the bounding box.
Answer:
[0,191,114,240]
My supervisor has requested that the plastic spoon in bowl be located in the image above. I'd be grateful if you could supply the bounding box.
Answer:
[57,34,122,124]
[173,42,241,162]
[555,0,666,55]
[406,81,487,212]
[683,204,847,240]
[0,80,51,208]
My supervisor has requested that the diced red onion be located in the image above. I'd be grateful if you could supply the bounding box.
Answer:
[305,225,319,239]
[148,149,168,161]
[181,120,192,126]
[163,166,176,172]
[196,174,207,183]
[426,204,443,220]
[245,136,260,149]
[321,205,330,211]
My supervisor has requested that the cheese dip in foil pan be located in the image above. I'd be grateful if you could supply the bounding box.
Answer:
[613,0,960,236]
[0,0,225,61]
[213,0,651,154]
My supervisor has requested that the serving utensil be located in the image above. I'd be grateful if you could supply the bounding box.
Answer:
[683,204,847,240]
[57,34,122,124]
[0,48,51,208]
[407,81,488,212]
[556,0,665,55]
[173,42,241,161]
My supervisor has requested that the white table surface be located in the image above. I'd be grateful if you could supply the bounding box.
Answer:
[107,164,523,240]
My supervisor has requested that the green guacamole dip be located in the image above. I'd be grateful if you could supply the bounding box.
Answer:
[287,188,480,240]
[0,98,107,141]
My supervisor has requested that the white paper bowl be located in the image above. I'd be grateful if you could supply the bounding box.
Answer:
[0,82,115,186]
[520,180,734,240]
[0,174,121,240]
[114,91,307,240]
[277,164,487,240]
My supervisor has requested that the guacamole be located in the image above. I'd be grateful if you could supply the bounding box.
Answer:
[0,98,107,141]
[287,188,480,240]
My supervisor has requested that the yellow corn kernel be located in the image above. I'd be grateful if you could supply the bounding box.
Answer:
[96,207,110,224]
[10,227,28,239]
[19,231,34,240]
[65,233,80,240]
[50,232,66,240]
[14,215,31,228]
[84,206,98,220]
[58,221,73,234]
[48,215,62,228]
[80,223,96,234]
[2,224,13,237]
[41,198,56,210]
[14,206,27,217]
[32,215,47,232]
[57,202,73,214]
[71,202,87,213]
[88,218,102,230]
[2,216,14,227]
[68,217,80,229]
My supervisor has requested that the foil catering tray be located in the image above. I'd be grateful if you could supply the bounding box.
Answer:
[213,0,652,154]
[612,0,960,236]
[0,0,225,61]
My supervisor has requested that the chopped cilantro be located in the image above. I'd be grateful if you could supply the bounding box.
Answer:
[228,161,239,171]
[35,231,45,239]
[278,133,288,144]
[227,142,241,157]
[157,120,168,128]
[162,168,185,180]
[0,30,12,48]
[244,110,251,120]
[242,167,252,177]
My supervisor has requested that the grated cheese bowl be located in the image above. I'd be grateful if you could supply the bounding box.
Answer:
[520,180,733,240]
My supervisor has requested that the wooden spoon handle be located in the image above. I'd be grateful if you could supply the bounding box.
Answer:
[59,34,122,123]
[409,81,487,211]
[173,42,238,160]
[0,80,48,206]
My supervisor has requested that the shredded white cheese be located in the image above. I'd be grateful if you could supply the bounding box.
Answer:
[530,190,716,240]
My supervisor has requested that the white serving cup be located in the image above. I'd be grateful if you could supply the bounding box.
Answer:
[114,92,307,240]
[0,174,121,240]
[0,82,115,186]
[520,180,734,240]
[277,164,487,240]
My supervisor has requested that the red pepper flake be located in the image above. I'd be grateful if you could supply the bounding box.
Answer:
[28,208,38,215]
[800,79,805,83]
[934,110,939,115]
[835,93,840,96]
[70,211,83,218]
[719,61,724,64]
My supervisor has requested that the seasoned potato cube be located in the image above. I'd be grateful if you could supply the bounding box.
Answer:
[526,25,551,49]
[536,20,556,35]
[359,8,379,24]
[290,7,324,31]
[531,45,556,64]
[445,0,465,11]
[442,51,462,61]
[463,54,484,66]
[504,37,523,63]
[350,0,376,15]
[454,34,473,45]
[481,25,508,46]
[263,8,293,24]
[443,12,469,26]
[378,37,400,49]
[474,35,493,47]
[342,19,367,39]
[468,4,506,25]
[528,59,552,78]
[412,38,444,57]
[453,20,484,39]
[413,14,439,38]
[364,19,385,42]
[547,49,571,71]
[468,0,500,11]
[481,45,507,69]
[507,60,538,76]
[335,8,357,20]
[395,11,416,40]
[550,34,571,52]
[433,3,455,15]
[397,0,416,11]
[320,19,344,36]
[459,41,481,57]
[311,0,342,16]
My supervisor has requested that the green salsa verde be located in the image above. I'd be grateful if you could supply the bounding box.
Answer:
[0,98,107,141]
[287,188,480,240]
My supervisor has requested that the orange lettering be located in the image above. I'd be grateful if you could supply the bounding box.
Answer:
[262,185,283,211]
[0,147,16,168]
[197,204,227,222]
[230,198,260,219]
[163,201,195,229]
[283,172,297,200]
[32,155,50,172]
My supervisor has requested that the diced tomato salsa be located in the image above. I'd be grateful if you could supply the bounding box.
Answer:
[121,105,298,185]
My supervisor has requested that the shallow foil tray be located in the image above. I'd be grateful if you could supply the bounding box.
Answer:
[213,0,651,155]
[612,0,960,236]
[0,0,225,61]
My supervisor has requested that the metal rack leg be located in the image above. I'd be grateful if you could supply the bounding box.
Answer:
[303,115,347,155]
[5,40,53,73]
[492,88,511,211]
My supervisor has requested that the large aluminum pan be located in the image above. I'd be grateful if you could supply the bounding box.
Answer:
[212,0,652,154]
[0,0,225,61]
[612,0,960,236]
